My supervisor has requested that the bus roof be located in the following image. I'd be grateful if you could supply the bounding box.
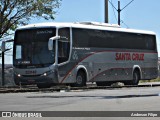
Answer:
[17,22,156,35]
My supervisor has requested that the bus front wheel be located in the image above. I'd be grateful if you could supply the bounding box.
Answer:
[71,71,86,87]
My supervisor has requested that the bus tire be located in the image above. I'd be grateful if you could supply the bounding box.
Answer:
[37,83,52,89]
[132,70,140,85]
[72,71,86,87]
[124,70,140,85]
[96,81,113,86]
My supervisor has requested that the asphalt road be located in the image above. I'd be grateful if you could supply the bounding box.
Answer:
[0,87,160,120]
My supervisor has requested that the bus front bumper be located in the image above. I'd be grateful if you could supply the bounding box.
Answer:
[14,72,59,85]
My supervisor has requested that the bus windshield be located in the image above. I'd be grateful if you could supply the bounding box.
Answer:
[13,28,56,68]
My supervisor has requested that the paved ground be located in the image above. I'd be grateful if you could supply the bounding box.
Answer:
[0,86,160,120]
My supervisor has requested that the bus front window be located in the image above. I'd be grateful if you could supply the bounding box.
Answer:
[14,28,56,68]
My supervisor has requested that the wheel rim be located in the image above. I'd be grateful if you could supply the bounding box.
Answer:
[77,75,83,85]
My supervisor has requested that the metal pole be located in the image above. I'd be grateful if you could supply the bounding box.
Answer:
[105,0,109,23]
[2,51,4,86]
[118,1,121,25]
[1,39,13,86]
[0,8,3,86]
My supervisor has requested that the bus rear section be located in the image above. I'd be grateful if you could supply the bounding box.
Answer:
[70,26,158,86]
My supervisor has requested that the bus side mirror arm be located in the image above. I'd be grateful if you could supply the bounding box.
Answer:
[48,36,60,50]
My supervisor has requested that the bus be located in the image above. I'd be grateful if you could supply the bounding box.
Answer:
[13,22,158,88]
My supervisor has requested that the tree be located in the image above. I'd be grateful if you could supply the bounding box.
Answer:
[0,0,61,39]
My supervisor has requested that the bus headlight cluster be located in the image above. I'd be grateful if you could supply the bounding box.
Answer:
[43,73,47,76]
[17,74,21,77]
[15,72,21,77]
[42,70,53,76]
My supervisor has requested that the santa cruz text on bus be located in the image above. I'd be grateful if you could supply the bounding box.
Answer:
[115,52,144,61]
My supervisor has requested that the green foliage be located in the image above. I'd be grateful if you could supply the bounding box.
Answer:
[0,0,61,38]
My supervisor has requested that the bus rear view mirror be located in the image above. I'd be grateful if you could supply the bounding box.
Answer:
[1,39,14,52]
[48,36,60,50]
[1,41,5,52]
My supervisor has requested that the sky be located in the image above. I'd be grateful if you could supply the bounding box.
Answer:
[3,0,160,63]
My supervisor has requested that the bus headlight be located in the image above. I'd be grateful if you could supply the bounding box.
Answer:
[43,73,47,76]
[42,70,53,76]
[18,74,21,77]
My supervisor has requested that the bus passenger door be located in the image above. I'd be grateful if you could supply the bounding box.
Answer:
[57,28,71,82]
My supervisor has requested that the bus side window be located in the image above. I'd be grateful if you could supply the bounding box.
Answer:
[145,35,156,50]
[58,28,70,64]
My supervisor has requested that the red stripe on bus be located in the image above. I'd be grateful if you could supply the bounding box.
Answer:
[60,53,94,83]
[60,50,157,83]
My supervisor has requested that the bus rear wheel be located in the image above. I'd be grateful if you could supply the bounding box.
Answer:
[124,70,140,85]
[132,70,140,85]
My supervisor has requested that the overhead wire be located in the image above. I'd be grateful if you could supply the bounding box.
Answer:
[121,20,129,28]
[111,0,118,23]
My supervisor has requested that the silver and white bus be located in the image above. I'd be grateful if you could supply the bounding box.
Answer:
[13,22,158,88]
